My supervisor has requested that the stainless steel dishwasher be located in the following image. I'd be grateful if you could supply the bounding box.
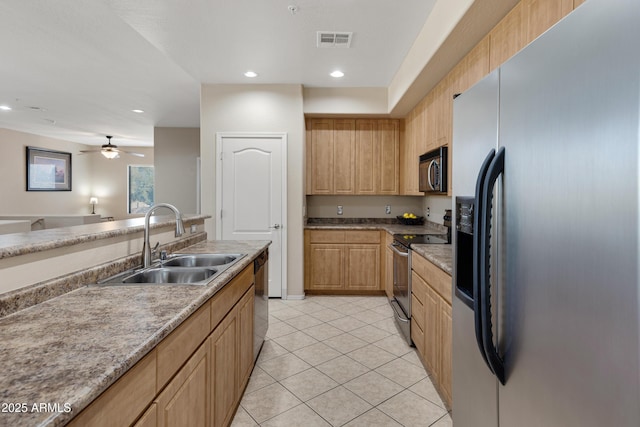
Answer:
[253,250,269,361]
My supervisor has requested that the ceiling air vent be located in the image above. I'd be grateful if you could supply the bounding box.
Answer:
[317,31,353,48]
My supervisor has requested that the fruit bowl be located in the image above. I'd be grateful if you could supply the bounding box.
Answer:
[396,215,425,225]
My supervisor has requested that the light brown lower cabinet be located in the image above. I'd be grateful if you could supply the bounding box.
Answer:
[134,404,157,427]
[68,262,258,427]
[156,342,210,427]
[410,253,452,408]
[305,230,382,292]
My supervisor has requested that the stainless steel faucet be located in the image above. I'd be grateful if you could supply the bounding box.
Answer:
[143,203,185,268]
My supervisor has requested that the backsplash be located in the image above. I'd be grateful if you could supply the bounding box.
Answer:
[306,195,424,218]
[422,196,453,225]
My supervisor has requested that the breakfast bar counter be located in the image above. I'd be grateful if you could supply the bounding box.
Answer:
[0,239,270,427]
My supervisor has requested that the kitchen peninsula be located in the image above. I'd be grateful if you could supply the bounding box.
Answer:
[0,218,270,426]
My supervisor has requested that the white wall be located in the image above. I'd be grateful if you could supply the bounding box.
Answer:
[0,128,154,220]
[307,195,424,218]
[154,127,200,214]
[200,84,305,298]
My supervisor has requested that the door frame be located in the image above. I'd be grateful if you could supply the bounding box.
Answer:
[215,132,288,298]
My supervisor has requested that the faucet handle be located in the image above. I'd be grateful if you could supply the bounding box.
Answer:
[151,241,160,256]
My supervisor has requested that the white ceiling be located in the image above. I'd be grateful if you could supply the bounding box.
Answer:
[0,0,438,147]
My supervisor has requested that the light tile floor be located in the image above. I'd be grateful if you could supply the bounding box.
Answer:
[232,295,453,427]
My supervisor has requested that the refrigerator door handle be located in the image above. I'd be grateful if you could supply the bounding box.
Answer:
[473,149,496,373]
[480,146,506,385]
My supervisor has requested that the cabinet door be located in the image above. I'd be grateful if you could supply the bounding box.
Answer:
[377,120,400,194]
[400,111,422,195]
[156,343,209,427]
[439,300,453,407]
[355,119,376,194]
[333,119,356,194]
[423,285,440,378]
[345,244,380,290]
[237,287,255,394]
[133,404,157,427]
[210,312,238,427]
[525,0,574,44]
[489,2,525,71]
[310,119,334,194]
[308,244,345,290]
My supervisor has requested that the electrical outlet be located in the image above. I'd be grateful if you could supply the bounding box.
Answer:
[427,207,431,217]
[190,224,197,233]
[337,205,343,215]
[385,205,391,214]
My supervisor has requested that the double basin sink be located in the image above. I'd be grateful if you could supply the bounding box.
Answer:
[100,253,246,286]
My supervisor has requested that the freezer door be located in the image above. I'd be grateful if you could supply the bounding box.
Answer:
[452,71,500,426]
[498,0,640,425]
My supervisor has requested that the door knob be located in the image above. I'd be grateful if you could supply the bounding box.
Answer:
[269,224,281,229]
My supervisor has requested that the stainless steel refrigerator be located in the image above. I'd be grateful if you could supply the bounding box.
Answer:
[451,0,640,426]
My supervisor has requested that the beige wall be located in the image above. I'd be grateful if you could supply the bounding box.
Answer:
[90,146,154,219]
[0,128,153,220]
[303,87,388,115]
[154,127,200,214]
[0,128,93,215]
[422,195,453,225]
[200,84,305,298]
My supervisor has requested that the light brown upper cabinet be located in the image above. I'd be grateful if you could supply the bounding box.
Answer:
[309,118,356,195]
[355,119,400,195]
[308,118,399,195]
[489,2,526,72]
[524,0,574,44]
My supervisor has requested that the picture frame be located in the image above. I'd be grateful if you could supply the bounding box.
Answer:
[26,146,72,191]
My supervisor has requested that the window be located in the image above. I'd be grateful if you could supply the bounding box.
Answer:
[128,165,154,214]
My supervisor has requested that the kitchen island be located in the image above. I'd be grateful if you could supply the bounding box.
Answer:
[0,239,270,427]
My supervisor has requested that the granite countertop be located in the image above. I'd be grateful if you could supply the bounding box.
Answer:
[411,244,453,275]
[0,214,209,260]
[0,239,270,427]
[305,218,452,274]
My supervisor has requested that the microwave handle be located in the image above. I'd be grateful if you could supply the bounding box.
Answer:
[427,159,436,190]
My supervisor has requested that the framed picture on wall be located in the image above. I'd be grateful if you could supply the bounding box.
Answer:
[26,146,72,191]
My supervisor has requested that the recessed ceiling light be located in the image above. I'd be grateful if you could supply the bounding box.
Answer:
[244,71,258,78]
[132,109,144,113]
[0,105,13,111]
[330,70,344,78]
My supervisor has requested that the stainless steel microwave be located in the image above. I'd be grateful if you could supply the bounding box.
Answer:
[419,146,447,193]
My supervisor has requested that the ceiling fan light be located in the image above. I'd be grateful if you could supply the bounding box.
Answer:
[101,149,119,159]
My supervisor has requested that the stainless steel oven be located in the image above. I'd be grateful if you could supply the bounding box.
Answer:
[389,238,412,345]
[389,233,450,345]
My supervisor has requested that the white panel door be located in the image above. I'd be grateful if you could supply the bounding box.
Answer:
[218,134,285,297]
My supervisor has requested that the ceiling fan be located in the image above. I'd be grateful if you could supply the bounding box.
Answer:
[79,135,145,159]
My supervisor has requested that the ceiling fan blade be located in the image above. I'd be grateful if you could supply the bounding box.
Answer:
[121,150,145,157]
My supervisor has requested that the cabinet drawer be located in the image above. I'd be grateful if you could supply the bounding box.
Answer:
[308,230,346,243]
[68,350,157,427]
[345,230,380,243]
[157,301,211,391]
[411,271,428,306]
[411,293,424,331]
[412,253,452,305]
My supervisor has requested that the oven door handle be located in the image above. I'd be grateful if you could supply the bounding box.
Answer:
[389,243,410,257]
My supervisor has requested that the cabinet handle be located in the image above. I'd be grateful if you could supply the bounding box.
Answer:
[269,224,281,229]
